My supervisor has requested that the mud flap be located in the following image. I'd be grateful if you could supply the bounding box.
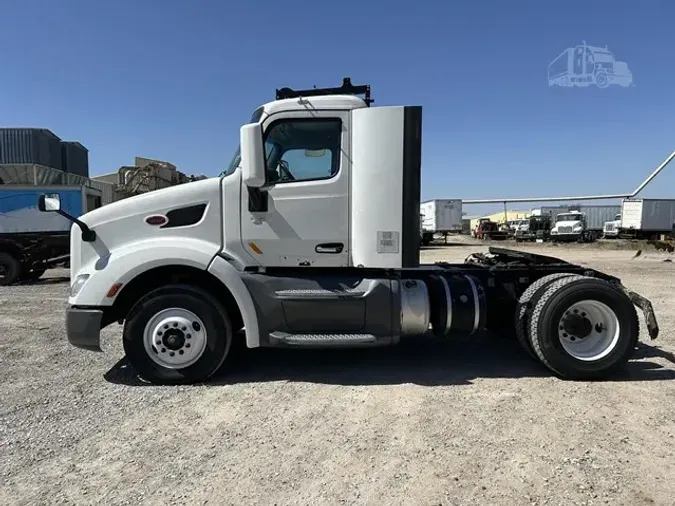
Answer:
[624,289,659,339]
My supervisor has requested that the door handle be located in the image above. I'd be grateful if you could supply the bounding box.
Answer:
[315,242,344,254]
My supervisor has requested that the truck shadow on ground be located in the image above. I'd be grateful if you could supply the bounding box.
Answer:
[422,241,467,249]
[104,334,675,387]
[21,276,70,286]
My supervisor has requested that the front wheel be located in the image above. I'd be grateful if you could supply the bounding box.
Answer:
[123,284,233,385]
[0,253,22,286]
[528,276,639,380]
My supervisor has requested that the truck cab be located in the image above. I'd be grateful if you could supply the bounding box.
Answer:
[603,213,622,238]
[515,214,552,242]
[550,212,587,242]
[38,78,659,385]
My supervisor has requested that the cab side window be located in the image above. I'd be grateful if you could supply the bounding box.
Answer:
[264,119,342,183]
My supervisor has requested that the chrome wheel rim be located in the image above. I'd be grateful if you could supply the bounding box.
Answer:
[143,308,207,369]
[558,299,620,361]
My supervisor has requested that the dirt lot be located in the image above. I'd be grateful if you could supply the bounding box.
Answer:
[1,239,674,506]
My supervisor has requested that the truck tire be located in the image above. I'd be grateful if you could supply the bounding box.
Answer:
[528,276,639,380]
[514,273,582,359]
[0,253,22,286]
[123,284,233,385]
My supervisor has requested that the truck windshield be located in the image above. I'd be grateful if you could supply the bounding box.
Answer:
[220,106,265,177]
[556,213,582,222]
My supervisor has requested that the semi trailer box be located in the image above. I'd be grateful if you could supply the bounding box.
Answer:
[0,185,105,234]
[420,199,462,233]
[621,198,675,233]
[539,204,621,231]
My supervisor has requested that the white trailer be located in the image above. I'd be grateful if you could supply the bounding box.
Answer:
[619,198,675,239]
[38,78,659,385]
[420,198,462,245]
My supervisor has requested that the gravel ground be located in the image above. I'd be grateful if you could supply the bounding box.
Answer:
[1,240,674,506]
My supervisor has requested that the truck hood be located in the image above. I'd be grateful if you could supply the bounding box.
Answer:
[553,220,582,228]
[69,177,224,278]
[81,178,221,228]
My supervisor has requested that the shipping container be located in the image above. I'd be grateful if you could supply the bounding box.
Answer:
[536,204,621,231]
[61,141,89,178]
[621,198,675,232]
[420,199,463,233]
[0,128,63,170]
[0,185,105,234]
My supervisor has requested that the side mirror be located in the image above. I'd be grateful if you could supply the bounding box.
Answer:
[38,193,61,212]
[240,123,266,188]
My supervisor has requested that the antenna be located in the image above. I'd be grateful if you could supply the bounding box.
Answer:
[275,77,374,106]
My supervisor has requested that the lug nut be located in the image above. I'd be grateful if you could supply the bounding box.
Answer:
[186,343,191,348]
[161,348,166,353]
[169,352,175,357]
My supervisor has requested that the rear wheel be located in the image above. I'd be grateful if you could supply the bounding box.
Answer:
[514,273,581,358]
[528,276,639,380]
[123,284,233,385]
[0,253,22,286]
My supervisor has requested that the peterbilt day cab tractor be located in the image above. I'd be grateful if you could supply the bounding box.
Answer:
[40,78,659,385]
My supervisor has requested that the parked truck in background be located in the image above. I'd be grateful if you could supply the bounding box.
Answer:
[40,78,659,386]
[515,214,553,242]
[544,205,620,242]
[420,198,462,245]
[617,198,675,240]
[0,185,106,285]
[603,213,622,238]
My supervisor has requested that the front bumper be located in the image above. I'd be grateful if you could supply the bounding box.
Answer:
[550,233,580,241]
[66,306,104,351]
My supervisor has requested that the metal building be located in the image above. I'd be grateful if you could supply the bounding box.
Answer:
[61,141,89,178]
[0,128,63,170]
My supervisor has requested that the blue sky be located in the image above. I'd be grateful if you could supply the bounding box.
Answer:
[1,0,674,215]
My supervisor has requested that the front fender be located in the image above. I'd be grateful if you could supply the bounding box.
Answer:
[69,237,219,307]
[207,255,261,348]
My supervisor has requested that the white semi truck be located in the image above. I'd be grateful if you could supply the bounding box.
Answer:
[38,78,659,385]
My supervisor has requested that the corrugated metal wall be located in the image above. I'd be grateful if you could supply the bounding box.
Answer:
[0,164,114,205]
[0,128,63,170]
[61,141,89,177]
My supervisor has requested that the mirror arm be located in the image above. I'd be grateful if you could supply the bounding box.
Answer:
[56,210,96,242]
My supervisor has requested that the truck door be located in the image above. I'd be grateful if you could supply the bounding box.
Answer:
[240,110,350,267]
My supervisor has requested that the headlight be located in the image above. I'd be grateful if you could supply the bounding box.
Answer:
[70,274,90,297]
